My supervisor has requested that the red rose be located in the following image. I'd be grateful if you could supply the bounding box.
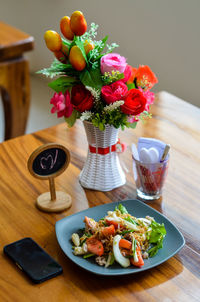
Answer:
[71,84,93,112]
[101,80,128,104]
[121,89,147,115]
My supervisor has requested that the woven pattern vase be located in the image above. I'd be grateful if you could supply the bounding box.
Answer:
[79,121,126,191]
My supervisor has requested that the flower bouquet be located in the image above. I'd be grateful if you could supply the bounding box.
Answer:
[38,10,158,191]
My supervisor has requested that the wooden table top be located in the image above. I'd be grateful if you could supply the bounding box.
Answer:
[0,22,34,61]
[0,91,200,302]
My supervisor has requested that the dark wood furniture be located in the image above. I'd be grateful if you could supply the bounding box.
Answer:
[0,22,34,140]
[0,91,200,301]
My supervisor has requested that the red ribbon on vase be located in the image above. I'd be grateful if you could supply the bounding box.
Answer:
[89,140,127,155]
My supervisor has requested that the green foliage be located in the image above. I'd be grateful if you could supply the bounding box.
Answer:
[93,36,109,57]
[102,71,124,85]
[138,111,152,123]
[61,38,71,48]
[127,83,136,90]
[80,67,104,90]
[64,110,80,127]
[81,23,99,41]
[106,42,119,53]
[91,107,128,131]
[74,36,88,64]
[37,59,80,79]
[48,76,77,93]
[87,36,108,65]
[148,221,166,257]
[126,122,137,129]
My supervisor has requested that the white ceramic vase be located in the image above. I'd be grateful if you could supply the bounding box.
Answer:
[79,121,126,191]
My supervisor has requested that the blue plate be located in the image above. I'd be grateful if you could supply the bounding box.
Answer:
[55,199,185,275]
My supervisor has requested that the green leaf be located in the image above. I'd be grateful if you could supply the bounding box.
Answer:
[80,67,104,90]
[37,59,80,78]
[96,35,108,53]
[127,122,137,129]
[48,76,77,93]
[149,221,166,243]
[61,38,71,48]
[64,110,80,127]
[127,83,136,90]
[118,204,128,214]
[148,246,159,257]
[148,221,166,257]
[74,36,88,64]
[87,36,109,63]
[99,122,104,131]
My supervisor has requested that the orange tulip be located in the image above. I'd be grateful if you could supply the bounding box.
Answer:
[84,40,95,55]
[60,16,74,40]
[69,46,86,71]
[44,30,62,52]
[70,11,87,36]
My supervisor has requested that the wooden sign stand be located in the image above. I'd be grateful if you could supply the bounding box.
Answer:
[28,143,72,213]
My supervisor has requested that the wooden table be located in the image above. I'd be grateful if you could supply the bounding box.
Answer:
[0,22,34,140]
[0,91,200,302]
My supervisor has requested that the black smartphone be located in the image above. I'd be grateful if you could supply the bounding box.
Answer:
[4,237,63,283]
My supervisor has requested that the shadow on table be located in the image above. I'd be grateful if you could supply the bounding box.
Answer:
[137,196,165,213]
[57,247,184,294]
[83,185,165,214]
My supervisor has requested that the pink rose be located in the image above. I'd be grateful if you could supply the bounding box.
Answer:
[101,80,128,104]
[50,91,73,118]
[138,87,155,111]
[122,65,132,83]
[100,53,127,75]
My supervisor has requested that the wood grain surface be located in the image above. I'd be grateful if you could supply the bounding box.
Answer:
[0,21,34,61]
[0,91,200,302]
[0,21,34,140]
[0,57,31,139]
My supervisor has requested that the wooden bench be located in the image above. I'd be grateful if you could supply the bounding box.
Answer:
[0,22,34,140]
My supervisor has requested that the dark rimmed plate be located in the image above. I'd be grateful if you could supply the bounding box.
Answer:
[55,199,185,276]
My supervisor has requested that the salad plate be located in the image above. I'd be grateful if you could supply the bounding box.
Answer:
[55,199,185,276]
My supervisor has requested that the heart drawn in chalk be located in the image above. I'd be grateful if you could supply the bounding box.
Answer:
[40,150,58,170]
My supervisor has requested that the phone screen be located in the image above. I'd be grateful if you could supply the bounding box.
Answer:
[4,237,63,283]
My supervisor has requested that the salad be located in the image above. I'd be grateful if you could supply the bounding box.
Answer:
[71,204,166,268]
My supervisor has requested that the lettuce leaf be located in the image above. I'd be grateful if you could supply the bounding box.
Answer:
[148,221,166,257]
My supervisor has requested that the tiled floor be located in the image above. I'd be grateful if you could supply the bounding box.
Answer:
[0,75,61,142]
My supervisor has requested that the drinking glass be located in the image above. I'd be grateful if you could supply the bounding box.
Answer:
[132,156,169,201]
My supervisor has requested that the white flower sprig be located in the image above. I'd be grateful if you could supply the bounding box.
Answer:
[81,23,98,40]
[85,86,101,108]
[103,100,124,112]
[80,111,92,121]
[86,86,101,101]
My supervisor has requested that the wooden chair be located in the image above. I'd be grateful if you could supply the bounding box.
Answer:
[0,22,34,140]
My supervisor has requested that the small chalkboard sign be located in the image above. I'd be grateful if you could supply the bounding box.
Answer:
[28,143,72,213]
